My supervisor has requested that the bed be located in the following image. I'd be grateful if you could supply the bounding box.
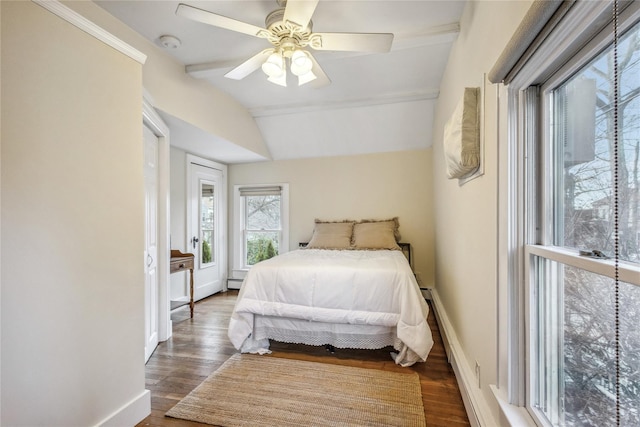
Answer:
[227,218,434,367]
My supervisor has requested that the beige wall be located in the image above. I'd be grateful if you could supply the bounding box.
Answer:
[229,149,435,285]
[1,2,146,424]
[169,147,189,300]
[63,0,271,161]
[431,0,532,422]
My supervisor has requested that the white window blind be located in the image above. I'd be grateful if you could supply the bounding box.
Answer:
[239,186,282,197]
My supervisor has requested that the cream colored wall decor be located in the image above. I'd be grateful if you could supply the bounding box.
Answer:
[443,87,481,181]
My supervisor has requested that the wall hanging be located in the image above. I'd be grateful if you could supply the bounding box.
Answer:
[443,86,481,182]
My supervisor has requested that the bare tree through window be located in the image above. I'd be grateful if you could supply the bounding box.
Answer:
[552,21,640,427]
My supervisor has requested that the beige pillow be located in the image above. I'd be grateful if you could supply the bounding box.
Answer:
[307,221,354,249]
[352,218,401,250]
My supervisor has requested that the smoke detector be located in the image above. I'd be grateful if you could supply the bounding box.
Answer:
[159,35,181,49]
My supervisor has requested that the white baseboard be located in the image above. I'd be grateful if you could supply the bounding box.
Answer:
[430,289,497,427]
[95,389,150,427]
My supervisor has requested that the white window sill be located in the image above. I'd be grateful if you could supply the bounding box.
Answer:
[490,385,538,427]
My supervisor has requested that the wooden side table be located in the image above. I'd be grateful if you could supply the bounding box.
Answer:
[170,249,195,318]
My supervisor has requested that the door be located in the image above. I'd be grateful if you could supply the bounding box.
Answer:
[143,124,159,362]
[188,162,224,300]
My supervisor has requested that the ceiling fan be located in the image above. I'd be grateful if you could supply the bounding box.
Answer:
[176,0,394,88]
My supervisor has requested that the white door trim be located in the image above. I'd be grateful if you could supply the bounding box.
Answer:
[143,124,159,362]
[186,154,228,297]
[143,98,171,342]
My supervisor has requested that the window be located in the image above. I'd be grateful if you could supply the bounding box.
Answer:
[550,30,640,263]
[201,183,215,264]
[524,11,640,427]
[243,187,281,266]
[232,184,289,275]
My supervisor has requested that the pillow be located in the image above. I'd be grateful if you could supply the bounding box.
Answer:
[352,218,401,250]
[306,221,354,249]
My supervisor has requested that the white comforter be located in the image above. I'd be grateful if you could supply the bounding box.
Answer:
[228,249,434,366]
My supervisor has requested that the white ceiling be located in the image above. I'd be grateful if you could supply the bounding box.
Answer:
[96,0,466,163]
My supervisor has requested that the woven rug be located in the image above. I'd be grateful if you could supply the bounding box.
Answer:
[166,353,426,426]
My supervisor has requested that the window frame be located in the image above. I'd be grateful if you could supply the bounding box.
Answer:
[242,193,282,268]
[499,1,640,426]
[527,24,640,421]
[231,183,289,280]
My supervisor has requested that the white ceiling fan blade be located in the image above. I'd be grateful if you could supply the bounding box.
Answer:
[176,3,268,38]
[225,49,274,80]
[311,32,394,53]
[283,0,319,30]
[306,52,331,88]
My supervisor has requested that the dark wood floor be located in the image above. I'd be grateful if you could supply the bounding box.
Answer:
[137,291,470,427]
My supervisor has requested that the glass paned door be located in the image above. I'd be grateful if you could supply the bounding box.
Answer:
[188,161,224,300]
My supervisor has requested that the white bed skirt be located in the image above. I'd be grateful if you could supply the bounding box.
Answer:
[253,315,400,349]
[239,315,426,367]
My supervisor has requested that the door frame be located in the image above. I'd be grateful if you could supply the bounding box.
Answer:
[186,153,228,298]
[143,123,159,362]
[143,98,172,342]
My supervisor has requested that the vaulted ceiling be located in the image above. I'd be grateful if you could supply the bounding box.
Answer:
[96,0,466,162]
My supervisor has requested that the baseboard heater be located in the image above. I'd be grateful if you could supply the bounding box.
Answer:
[227,278,243,290]
[170,297,190,311]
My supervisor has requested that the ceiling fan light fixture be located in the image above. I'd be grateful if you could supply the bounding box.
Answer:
[297,69,317,86]
[268,69,287,87]
[177,1,394,89]
[290,49,313,76]
[261,51,285,77]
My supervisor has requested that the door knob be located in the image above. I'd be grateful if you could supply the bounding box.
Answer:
[192,236,199,249]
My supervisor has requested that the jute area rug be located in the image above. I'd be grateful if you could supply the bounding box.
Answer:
[166,353,426,426]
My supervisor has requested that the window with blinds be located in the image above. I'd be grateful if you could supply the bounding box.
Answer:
[239,186,283,267]
[492,1,640,425]
[525,12,640,427]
